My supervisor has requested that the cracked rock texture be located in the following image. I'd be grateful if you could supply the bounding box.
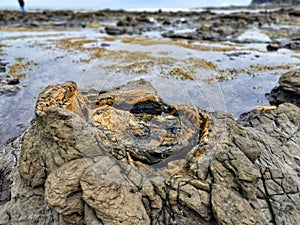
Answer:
[0,78,299,225]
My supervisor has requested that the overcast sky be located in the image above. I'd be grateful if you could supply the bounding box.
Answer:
[1,0,251,10]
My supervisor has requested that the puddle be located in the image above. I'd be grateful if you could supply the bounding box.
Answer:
[236,28,272,43]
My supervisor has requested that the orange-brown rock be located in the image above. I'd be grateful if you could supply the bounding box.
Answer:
[0,79,299,225]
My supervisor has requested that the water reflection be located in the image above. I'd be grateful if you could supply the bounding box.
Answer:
[0,28,299,146]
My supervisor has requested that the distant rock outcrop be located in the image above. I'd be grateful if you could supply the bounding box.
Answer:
[251,0,300,5]
[0,78,299,225]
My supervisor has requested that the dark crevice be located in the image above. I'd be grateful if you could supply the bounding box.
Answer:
[260,168,277,225]
[0,168,12,206]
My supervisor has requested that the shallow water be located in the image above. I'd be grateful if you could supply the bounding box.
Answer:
[0,27,299,146]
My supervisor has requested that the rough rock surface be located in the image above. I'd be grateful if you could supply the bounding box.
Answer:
[238,103,300,225]
[267,69,300,107]
[0,79,299,225]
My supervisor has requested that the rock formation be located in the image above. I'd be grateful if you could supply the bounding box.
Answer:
[0,78,299,224]
[267,69,300,107]
[251,0,300,5]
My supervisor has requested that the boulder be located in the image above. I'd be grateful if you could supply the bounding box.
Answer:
[267,69,300,107]
[104,26,127,35]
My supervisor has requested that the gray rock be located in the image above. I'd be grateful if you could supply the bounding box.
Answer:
[212,184,264,225]
[0,75,20,96]
[238,103,300,224]
[0,138,60,225]
[267,69,300,107]
[104,26,127,35]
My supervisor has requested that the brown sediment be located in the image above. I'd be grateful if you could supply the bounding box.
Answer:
[202,68,252,84]
[101,36,117,42]
[0,44,7,56]
[86,21,101,29]
[204,64,296,84]
[157,51,169,55]
[56,37,98,51]
[261,28,293,39]
[105,61,155,75]
[292,55,300,59]
[55,37,218,77]
[0,26,79,33]
[168,68,195,80]
[275,20,300,26]
[250,64,294,71]
[2,33,66,42]
[8,58,39,79]
[120,36,238,52]
[195,39,244,47]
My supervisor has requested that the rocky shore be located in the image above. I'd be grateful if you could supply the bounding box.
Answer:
[0,5,300,225]
[251,0,300,5]
[0,6,300,46]
[0,69,299,225]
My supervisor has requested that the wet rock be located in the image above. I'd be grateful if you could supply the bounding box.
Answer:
[161,19,171,25]
[225,52,251,58]
[100,42,110,47]
[162,29,230,42]
[289,9,300,16]
[0,60,20,96]
[162,31,200,40]
[0,60,8,73]
[104,26,127,35]
[267,38,300,51]
[266,43,280,51]
[282,38,300,50]
[162,18,246,42]
[0,8,293,43]
[136,15,155,23]
[267,69,300,107]
[196,23,213,31]
[0,79,299,225]
[0,75,20,96]
[117,16,138,27]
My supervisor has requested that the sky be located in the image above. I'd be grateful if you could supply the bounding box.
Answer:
[1,0,252,10]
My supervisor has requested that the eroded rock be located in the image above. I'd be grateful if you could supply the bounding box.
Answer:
[0,78,299,224]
